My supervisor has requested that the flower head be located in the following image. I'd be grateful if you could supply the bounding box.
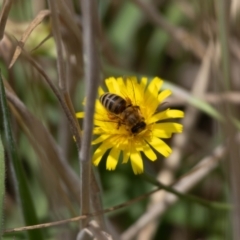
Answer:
[76,77,184,174]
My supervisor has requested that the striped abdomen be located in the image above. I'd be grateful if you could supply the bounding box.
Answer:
[100,93,127,114]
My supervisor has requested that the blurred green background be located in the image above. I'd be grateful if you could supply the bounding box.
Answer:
[1,0,239,239]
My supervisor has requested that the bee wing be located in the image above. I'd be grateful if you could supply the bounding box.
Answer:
[94,118,127,127]
[94,113,126,126]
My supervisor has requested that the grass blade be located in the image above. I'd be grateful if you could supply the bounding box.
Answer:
[0,136,5,238]
[0,71,44,240]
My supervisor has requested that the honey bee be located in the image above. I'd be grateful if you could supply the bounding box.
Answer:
[100,93,146,135]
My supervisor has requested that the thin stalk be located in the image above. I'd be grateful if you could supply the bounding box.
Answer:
[47,0,66,90]
[216,0,231,90]
[0,136,5,237]
[23,52,82,150]
[0,0,13,40]
[79,0,101,228]
[216,1,240,239]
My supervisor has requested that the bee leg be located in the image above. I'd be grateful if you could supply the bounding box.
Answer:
[107,113,116,120]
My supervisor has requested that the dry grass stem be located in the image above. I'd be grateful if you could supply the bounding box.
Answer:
[216,1,240,239]
[58,0,82,44]
[87,220,112,240]
[9,10,50,68]
[3,184,162,233]
[90,170,107,230]
[230,0,240,20]
[79,0,102,229]
[76,228,93,240]
[169,92,240,106]
[0,0,13,40]
[47,0,66,91]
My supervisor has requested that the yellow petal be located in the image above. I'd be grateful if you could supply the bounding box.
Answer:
[128,76,138,84]
[105,77,118,93]
[146,136,172,157]
[76,112,84,118]
[154,123,183,133]
[105,77,114,91]
[122,143,130,163]
[152,129,175,138]
[92,134,110,145]
[143,78,162,115]
[125,77,137,104]
[93,127,106,135]
[148,77,163,93]
[94,119,115,128]
[116,77,128,97]
[149,109,184,123]
[130,148,144,174]
[92,138,115,165]
[116,77,125,87]
[106,148,121,170]
[122,151,130,163]
[158,89,172,103]
[136,77,147,105]
[98,87,105,96]
[142,143,157,161]
[132,79,144,106]
[95,99,108,113]
[92,144,108,166]
[140,77,148,91]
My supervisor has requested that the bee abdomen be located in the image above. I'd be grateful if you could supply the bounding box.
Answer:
[100,93,127,114]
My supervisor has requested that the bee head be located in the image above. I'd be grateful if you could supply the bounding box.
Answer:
[131,122,146,135]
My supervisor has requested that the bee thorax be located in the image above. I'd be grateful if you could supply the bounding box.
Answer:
[100,92,146,135]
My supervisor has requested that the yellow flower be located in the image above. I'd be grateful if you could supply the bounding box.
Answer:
[76,77,184,174]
